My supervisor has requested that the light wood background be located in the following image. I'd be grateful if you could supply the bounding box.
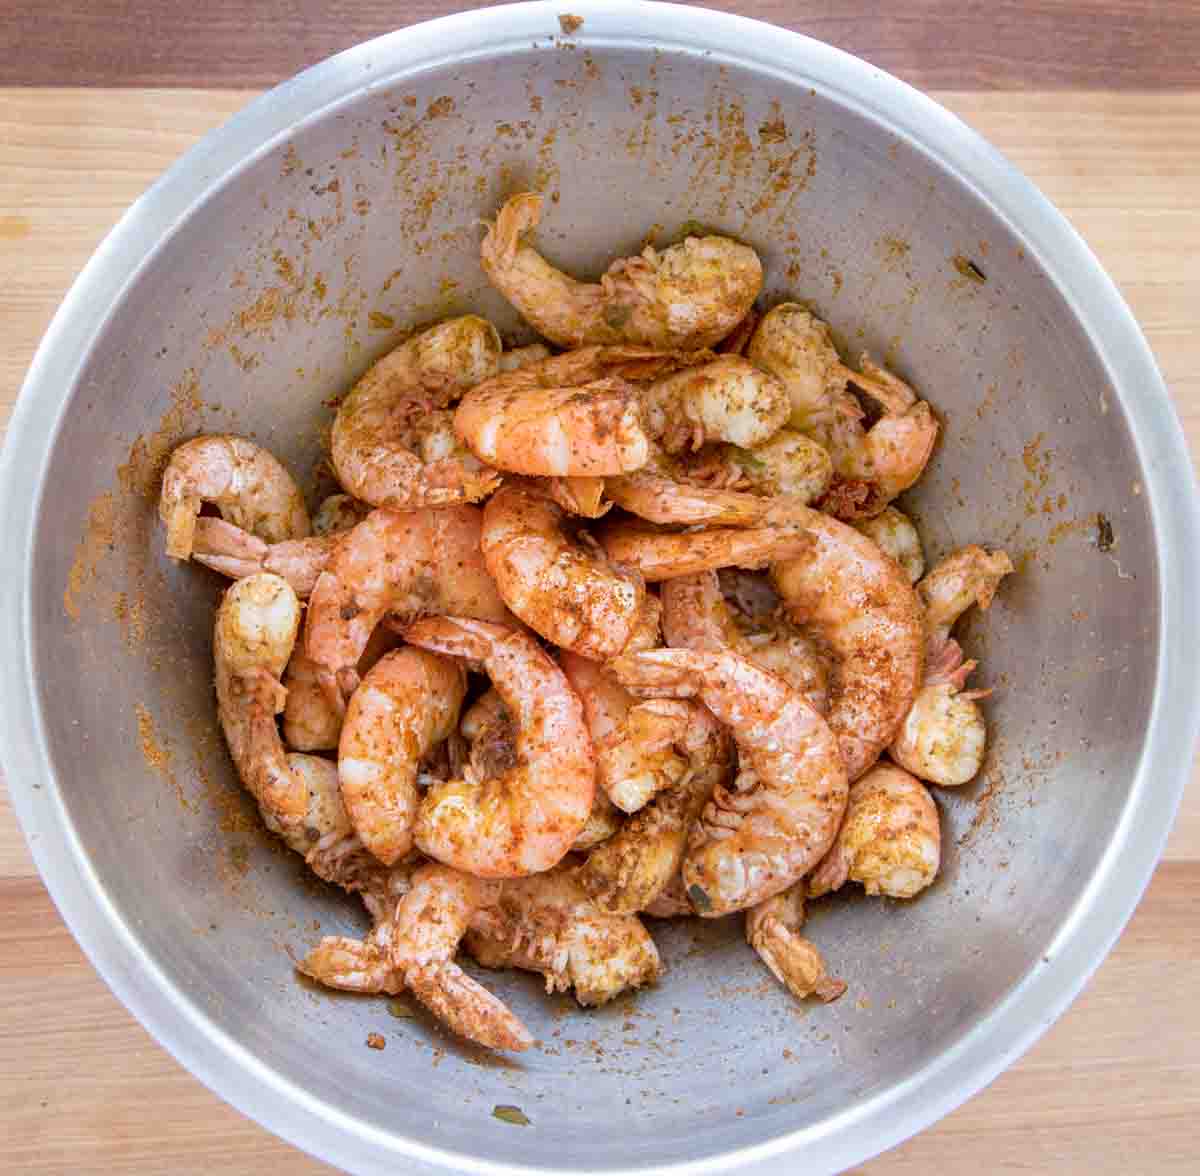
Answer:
[2,4,1199,1172]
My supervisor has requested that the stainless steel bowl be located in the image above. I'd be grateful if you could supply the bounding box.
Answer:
[3,3,1198,1173]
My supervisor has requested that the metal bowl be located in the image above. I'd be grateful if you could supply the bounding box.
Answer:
[3,3,1197,1172]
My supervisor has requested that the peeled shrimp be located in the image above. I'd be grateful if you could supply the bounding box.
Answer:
[190,517,335,598]
[213,573,307,838]
[808,764,941,899]
[640,356,789,454]
[338,648,467,865]
[746,885,846,1004]
[466,864,662,1006]
[160,434,310,561]
[481,481,644,659]
[597,515,811,581]
[481,191,762,349]
[746,304,846,429]
[403,617,594,877]
[696,428,833,503]
[579,702,732,914]
[771,508,924,781]
[312,493,370,536]
[853,505,925,584]
[498,342,553,372]
[305,505,509,699]
[331,315,503,509]
[890,545,1013,786]
[301,862,534,1051]
[610,647,848,916]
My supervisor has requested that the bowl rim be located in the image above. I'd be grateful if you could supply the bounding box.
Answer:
[2,2,1198,1173]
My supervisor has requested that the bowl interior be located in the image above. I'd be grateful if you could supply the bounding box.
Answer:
[31,28,1157,1173]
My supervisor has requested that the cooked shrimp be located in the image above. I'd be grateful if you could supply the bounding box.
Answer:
[403,617,594,877]
[498,342,553,372]
[746,304,846,428]
[190,517,335,598]
[641,871,692,918]
[574,789,624,851]
[213,573,308,838]
[661,570,830,711]
[853,505,925,583]
[305,505,509,698]
[604,466,774,527]
[466,864,662,1006]
[771,507,924,781]
[330,315,503,509]
[481,191,761,349]
[597,515,811,581]
[481,481,644,659]
[715,308,759,356]
[640,356,789,454]
[610,647,848,916]
[312,493,370,536]
[695,428,833,503]
[746,885,846,1003]
[300,862,534,1051]
[160,434,310,561]
[543,475,610,519]
[580,702,731,914]
[808,763,941,899]
[338,648,467,865]
[890,545,1013,786]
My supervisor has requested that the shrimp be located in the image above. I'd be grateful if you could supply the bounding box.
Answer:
[661,570,831,711]
[853,505,925,584]
[190,517,336,598]
[604,466,774,527]
[213,573,308,838]
[480,191,761,349]
[597,515,812,581]
[694,428,833,503]
[330,315,504,509]
[609,647,848,916]
[402,617,594,877]
[746,885,846,1004]
[579,702,732,914]
[639,357,789,455]
[808,764,941,899]
[748,305,938,518]
[338,648,468,865]
[641,871,693,918]
[160,434,310,561]
[312,493,370,536]
[890,545,1013,786]
[300,862,534,1051]
[305,505,509,699]
[466,864,662,1006]
[481,481,645,659]
[771,507,924,781]
[543,475,611,519]
[497,342,553,371]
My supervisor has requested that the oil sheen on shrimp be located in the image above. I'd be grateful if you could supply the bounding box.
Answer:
[160,434,310,561]
[331,315,503,509]
[808,763,941,899]
[403,617,594,878]
[481,480,645,659]
[305,505,509,699]
[338,648,467,865]
[480,191,762,349]
[610,646,848,916]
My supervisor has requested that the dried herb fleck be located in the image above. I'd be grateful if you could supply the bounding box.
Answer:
[368,311,396,330]
[952,255,988,284]
[1095,512,1114,551]
[493,1104,531,1126]
[687,884,712,913]
[387,998,417,1019]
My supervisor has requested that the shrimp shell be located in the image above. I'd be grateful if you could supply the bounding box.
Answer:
[746,885,846,1003]
[191,517,335,598]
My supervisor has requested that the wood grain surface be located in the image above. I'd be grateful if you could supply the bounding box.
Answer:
[2,54,1199,1176]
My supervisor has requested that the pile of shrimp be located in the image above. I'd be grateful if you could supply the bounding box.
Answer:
[160,192,1013,1052]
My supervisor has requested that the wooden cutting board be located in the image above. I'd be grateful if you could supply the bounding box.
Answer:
[1,4,1198,1173]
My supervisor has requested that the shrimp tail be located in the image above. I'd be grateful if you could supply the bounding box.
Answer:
[406,963,534,1051]
[298,936,403,994]
[746,911,846,1004]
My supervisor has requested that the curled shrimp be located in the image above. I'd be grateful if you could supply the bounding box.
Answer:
[579,701,731,914]
[890,545,1013,786]
[190,517,335,598]
[305,505,509,698]
[610,647,848,916]
[481,191,762,349]
[694,427,834,503]
[300,862,534,1051]
[338,648,468,865]
[746,304,846,428]
[466,864,662,1006]
[808,764,941,899]
[160,434,310,561]
[312,492,370,536]
[331,315,503,509]
[771,506,924,781]
[597,515,811,581]
[481,480,645,659]
[853,505,925,584]
[213,573,308,838]
[403,617,594,878]
[639,356,789,454]
[746,885,846,1004]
